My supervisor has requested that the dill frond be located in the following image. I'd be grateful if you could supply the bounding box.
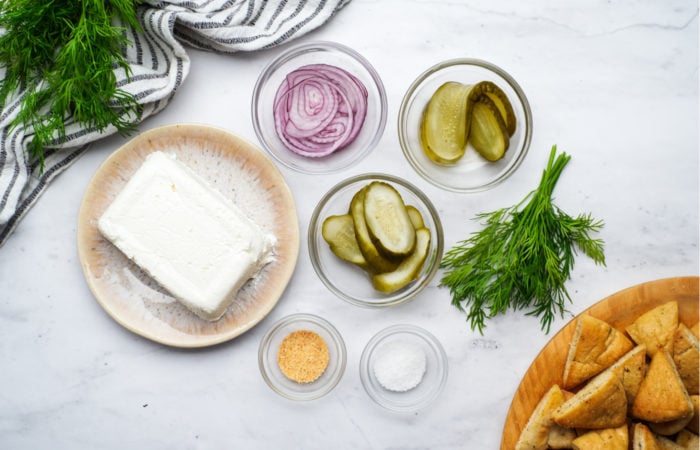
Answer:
[440,146,606,334]
[0,0,142,169]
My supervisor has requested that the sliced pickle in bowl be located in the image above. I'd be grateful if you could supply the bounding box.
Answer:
[469,96,510,162]
[371,228,431,294]
[350,187,399,273]
[321,214,369,270]
[419,82,474,165]
[363,181,416,258]
[320,181,434,296]
[481,81,516,136]
[419,79,516,165]
[406,205,425,229]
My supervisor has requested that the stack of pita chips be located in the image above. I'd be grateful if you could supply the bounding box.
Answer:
[515,301,699,450]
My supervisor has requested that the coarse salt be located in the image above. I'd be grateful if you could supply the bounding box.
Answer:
[373,340,427,392]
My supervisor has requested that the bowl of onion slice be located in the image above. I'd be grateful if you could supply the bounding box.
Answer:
[252,41,388,174]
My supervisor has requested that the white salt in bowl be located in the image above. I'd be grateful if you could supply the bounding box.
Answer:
[359,324,448,413]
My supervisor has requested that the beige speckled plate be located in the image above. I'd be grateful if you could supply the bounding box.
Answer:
[77,124,299,348]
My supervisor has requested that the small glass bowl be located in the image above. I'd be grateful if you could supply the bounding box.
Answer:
[308,173,444,308]
[258,313,346,401]
[360,324,448,413]
[398,58,533,192]
[252,41,387,174]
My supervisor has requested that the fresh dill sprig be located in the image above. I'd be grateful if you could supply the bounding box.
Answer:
[440,146,606,334]
[0,0,142,169]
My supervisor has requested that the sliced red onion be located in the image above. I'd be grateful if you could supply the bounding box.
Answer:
[273,64,368,158]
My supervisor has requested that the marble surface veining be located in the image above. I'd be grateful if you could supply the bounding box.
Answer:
[1,1,698,449]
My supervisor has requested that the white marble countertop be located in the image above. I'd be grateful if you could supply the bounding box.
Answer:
[1,1,698,448]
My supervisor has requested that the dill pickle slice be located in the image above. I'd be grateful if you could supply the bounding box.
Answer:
[350,187,399,273]
[406,205,424,229]
[469,96,510,162]
[371,228,431,294]
[480,81,516,136]
[420,80,515,165]
[420,82,475,165]
[363,181,416,258]
[321,214,369,270]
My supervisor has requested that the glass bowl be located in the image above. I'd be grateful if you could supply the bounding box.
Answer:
[258,313,346,401]
[360,324,448,413]
[308,173,443,308]
[398,58,533,192]
[252,41,387,174]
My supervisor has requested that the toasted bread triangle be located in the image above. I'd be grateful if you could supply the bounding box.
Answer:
[626,301,679,357]
[515,384,566,450]
[562,315,634,389]
[632,349,694,423]
[673,323,699,395]
[632,423,660,450]
[591,344,647,411]
[572,424,628,450]
[552,371,628,429]
[547,422,576,449]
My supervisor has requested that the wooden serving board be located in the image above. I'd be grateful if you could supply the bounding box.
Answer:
[500,276,699,449]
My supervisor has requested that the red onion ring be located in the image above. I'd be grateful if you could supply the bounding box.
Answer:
[273,64,368,158]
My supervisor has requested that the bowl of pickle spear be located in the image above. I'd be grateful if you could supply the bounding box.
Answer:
[398,58,532,193]
[308,173,444,307]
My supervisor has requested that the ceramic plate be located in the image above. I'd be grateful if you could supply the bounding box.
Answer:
[500,276,699,449]
[77,124,299,348]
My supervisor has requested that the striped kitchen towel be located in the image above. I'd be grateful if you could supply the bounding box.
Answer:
[0,0,350,247]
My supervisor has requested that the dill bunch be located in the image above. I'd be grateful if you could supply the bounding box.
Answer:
[0,0,142,168]
[440,146,606,334]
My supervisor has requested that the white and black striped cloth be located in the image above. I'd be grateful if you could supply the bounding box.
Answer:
[0,0,350,247]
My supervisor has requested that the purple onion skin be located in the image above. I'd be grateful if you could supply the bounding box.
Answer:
[273,64,368,158]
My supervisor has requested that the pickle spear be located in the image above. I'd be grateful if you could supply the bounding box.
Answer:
[371,227,431,294]
[420,82,475,165]
[406,205,425,229]
[481,81,516,136]
[350,187,399,273]
[363,181,416,258]
[469,96,510,162]
[321,214,368,270]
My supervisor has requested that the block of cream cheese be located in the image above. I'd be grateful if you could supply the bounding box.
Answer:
[98,151,275,321]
